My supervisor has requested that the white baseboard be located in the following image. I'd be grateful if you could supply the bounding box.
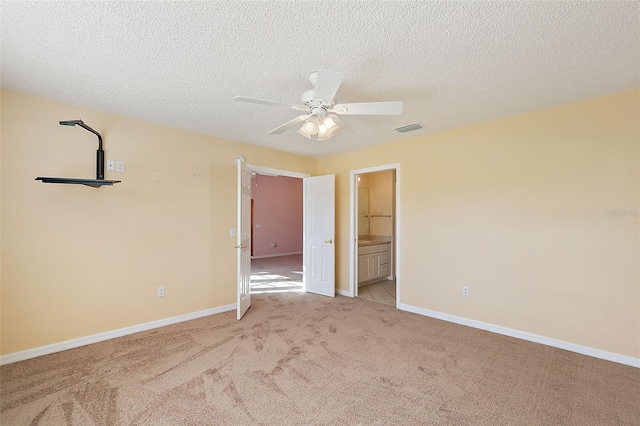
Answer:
[251,251,302,259]
[7,300,636,369]
[0,303,237,366]
[397,303,640,369]
[336,289,352,297]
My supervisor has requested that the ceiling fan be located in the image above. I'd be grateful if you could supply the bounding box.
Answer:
[235,70,403,141]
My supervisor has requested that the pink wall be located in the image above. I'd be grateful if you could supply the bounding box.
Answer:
[251,174,303,258]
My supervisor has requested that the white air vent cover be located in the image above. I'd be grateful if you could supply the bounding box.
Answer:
[394,123,423,133]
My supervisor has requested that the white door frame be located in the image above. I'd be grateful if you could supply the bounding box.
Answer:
[236,157,252,319]
[349,163,401,307]
[247,164,310,180]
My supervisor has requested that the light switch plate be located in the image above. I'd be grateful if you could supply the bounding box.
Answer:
[106,160,115,171]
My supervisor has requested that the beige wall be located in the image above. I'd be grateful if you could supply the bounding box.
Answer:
[0,90,316,355]
[319,89,640,358]
[2,88,638,361]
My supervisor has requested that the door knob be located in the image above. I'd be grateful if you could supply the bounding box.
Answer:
[235,244,247,249]
[325,239,333,244]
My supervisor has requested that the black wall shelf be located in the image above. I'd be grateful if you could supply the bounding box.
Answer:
[36,120,122,188]
[35,177,121,188]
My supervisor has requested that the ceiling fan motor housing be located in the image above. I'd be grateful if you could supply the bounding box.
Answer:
[300,89,333,108]
[298,88,330,120]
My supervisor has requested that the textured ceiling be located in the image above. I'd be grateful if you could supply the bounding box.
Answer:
[2,1,639,158]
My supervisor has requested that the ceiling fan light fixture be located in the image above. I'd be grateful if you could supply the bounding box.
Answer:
[297,127,313,139]
[327,124,341,138]
[301,116,319,135]
[318,116,341,140]
[317,117,341,141]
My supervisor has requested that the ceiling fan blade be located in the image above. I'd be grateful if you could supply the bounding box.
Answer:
[313,70,344,103]
[268,114,311,135]
[331,101,403,115]
[235,96,307,111]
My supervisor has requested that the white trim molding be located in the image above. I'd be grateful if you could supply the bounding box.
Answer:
[397,303,640,369]
[336,289,351,297]
[246,164,310,179]
[0,304,237,366]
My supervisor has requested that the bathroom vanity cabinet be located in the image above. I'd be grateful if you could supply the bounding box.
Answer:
[358,242,391,285]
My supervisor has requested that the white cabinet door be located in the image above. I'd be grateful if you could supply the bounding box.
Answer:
[358,255,370,282]
[369,253,381,279]
[358,243,392,284]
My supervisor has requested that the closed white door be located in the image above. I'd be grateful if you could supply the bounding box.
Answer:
[237,158,252,319]
[303,175,335,297]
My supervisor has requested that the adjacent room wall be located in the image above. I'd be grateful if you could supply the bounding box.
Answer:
[251,175,303,257]
[0,90,317,356]
[319,89,640,359]
[367,170,394,237]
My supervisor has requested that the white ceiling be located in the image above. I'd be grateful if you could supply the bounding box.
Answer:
[2,1,638,158]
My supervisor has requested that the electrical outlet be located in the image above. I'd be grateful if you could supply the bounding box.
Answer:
[462,286,470,297]
[116,161,125,172]
[157,286,165,298]
[106,160,115,171]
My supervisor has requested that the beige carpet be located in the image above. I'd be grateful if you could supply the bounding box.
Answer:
[1,292,639,425]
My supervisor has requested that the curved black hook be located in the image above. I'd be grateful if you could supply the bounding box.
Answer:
[59,119,104,179]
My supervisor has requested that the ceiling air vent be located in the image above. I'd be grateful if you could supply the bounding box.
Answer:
[394,123,422,133]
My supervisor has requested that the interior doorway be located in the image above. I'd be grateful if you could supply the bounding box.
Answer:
[236,161,336,319]
[350,164,400,307]
[249,170,305,294]
[237,160,337,320]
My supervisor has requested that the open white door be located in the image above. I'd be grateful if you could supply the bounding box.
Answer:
[303,174,335,297]
[236,157,251,319]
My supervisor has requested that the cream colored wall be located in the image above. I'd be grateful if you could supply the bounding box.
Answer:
[356,179,370,236]
[319,89,640,358]
[358,170,393,236]
[367,170,394,236]
[0,90,316,355]
[2,89,638,360]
